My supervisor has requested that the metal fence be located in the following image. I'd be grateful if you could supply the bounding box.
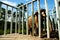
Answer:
[0,0,60,40]
[0,1,18,35]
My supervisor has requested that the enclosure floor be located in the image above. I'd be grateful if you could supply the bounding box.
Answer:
[0,33,58,40]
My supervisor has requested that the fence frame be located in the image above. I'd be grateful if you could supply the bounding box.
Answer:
[54,0,60,40]
[0,0,60,39]
[0,1,18,35]
[45,0,50,38]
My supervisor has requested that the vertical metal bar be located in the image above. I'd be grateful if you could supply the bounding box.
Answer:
[31,1,34,36]
[54,0,60,40]
[18,8,20,34]
[26,4,28,35]
[52,9,56,31]
[15,9,18,33]
[45,0,50,38]
[22,6,24,34]
[4,6,8,35]
[52,9,54,31]
[0,3,1,19]
[10,7,13,34]
[37,0,41,37]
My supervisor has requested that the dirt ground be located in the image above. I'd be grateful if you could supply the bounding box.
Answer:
[14,34,58,40]
[0,34,58,40]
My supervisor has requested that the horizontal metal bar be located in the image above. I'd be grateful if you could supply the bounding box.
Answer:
[17,0,37,8]
[0,1,17,9]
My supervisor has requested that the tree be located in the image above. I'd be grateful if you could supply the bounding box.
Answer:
[1,8,5,20]
[17,3,26,17]
[17,3,27,34]
[0,8,5,35]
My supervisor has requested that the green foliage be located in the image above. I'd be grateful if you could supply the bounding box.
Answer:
[17,3,27,18]
[0,3,27,35]
[0,8,5,19]
[0,29,4,35]
[6,29,10,34]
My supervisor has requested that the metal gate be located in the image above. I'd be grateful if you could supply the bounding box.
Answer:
[0,0,60,40]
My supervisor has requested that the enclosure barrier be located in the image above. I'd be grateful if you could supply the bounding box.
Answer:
[37,0,41,37]
[45,0,50,38]
[17,8,21,34]
[0,0,60,40]
[17,0,50,38]
[54,0,60,40]
[0,1,18,35]
[26,4,28,35]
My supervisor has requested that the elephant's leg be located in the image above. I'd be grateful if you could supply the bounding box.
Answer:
[34,15,39,36]
[28,27,32,35]
[36,23,38,35]
[28,28,30,35]
[35,27,38,36]
[28,16,32,35]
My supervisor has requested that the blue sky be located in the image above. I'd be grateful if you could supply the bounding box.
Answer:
[0,0,55,16]
[0,0,55,9]
[0,0,56,21]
